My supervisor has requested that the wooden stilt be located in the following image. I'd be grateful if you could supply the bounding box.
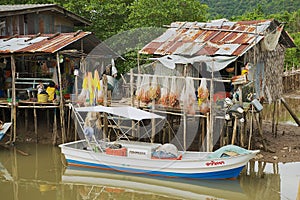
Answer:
[10,55,17,143]
[103,74,108,140]
[130,69,136,138]
[47,109,50,129]
[199,117,205,150]
[183,113,187,151]
[271,100,277,135]
[67,105,71,141]
[281,97,300,126]
[151,100,156,143]
[25,109,28,131]
[34,107,38,142]
[52,109,57,145]
[231,116,238,145]
[56,53,66,143]
[206,113,210,152]
[275,99,280,137]
[254,113,268,152]
[219,120,228,147]
[248,106,254,150]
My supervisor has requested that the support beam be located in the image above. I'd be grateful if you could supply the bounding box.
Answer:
[280,97,300,126]
[56,53,66,143]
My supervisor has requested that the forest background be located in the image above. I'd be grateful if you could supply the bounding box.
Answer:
[1,0,300,75]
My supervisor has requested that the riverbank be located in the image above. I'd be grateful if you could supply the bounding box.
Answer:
[253,121,300,163]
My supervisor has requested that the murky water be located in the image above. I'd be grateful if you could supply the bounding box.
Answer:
[0,143,299,200]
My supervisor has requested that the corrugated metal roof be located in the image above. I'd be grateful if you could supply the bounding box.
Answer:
[0,31,91,54]
[0,32,93,54]
[0,32,121,59]
[140,19,293,57]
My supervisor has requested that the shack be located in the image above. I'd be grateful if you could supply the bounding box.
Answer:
[0,4,120,144]
[133,19,295,151]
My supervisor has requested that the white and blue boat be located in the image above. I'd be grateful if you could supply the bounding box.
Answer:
[59,105,259,180]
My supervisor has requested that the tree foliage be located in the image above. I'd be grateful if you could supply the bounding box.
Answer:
[203,0,300,20]
[126,0,208,29]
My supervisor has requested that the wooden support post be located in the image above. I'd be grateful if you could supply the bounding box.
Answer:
[240,116,245,147]
[281,97,300,126]
[199,117,205,150]
[52,109,57,145]
[248,106,254,150]
[151,100,156,143]
[231,116,238,145]
[67,105,71,141]
[271,100,277,135]
[130,69,136,138]
[25,109,28,131]
[10,55,17,143]
[183,113,187,151]
[275,99,280,138]
[206,113,212,152]
[103,74,108,140]
[253,113,268,152]
[56,53,66,143]
[47,109,50,129]
[34,107,38,142]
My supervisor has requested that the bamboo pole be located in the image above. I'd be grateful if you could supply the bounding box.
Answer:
[34,107,38,142]
[56,53,66,143]
[151,100,156,143]
[67,105,71,140]
[10,55,17,143]
[254,113,268,152]
[275,99,280,138]
[103,74,108,140]
[281,97,300,126]
[183,113,187,151]
[130,69,136,138]
[52,109,57,145]
[25,109,28,131]
[206,113,210,152]
[208,61,215,152]
[248,106,254,150]
[271,100,277,135]
[231,116,238,145]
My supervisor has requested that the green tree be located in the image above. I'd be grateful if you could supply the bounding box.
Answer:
[63,0,133,40]
[126,0,208,29]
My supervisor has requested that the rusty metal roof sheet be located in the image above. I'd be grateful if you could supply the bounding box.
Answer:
[0,32,121,59]
[140,19,293,57]
[0,32,95,54]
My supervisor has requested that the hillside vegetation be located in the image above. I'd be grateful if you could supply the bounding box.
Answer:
[202,0,300,19]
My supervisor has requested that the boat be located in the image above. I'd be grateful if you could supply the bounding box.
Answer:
[0,121,12,141]
[62,166,250,200]
[59,105,259,179]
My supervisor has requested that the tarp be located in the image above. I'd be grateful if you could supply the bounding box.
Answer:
[152,55,238,72]
[75,106,165,121]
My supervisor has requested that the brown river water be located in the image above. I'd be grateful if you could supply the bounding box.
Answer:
[0,143,299,200]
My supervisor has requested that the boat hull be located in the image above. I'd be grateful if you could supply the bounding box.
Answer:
[59,140,258,179]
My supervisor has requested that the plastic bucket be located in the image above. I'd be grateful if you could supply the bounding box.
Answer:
[38,94,48,103]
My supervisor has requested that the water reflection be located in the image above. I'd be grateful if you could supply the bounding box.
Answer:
[0,143,299,200]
